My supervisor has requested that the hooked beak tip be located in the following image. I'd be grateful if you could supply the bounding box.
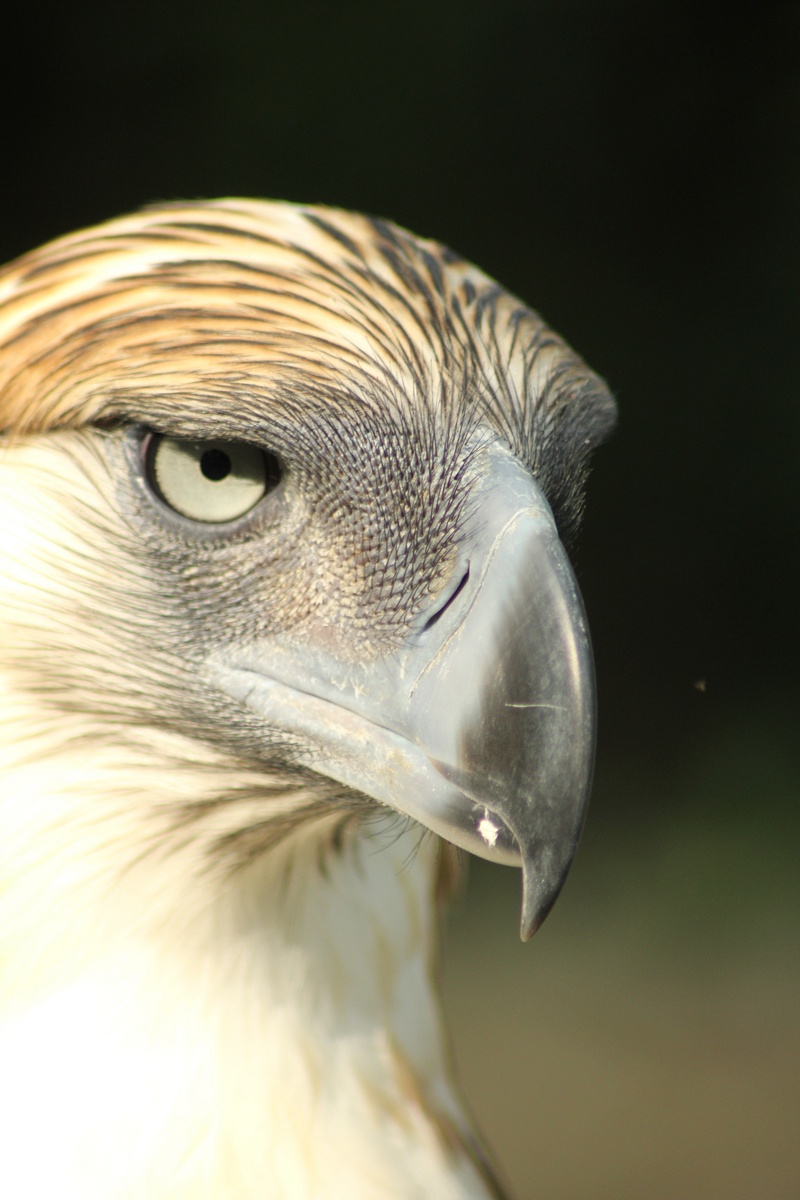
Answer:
[519,847,572,941]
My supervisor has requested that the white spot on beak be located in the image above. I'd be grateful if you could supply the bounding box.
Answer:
[477,814,499,847]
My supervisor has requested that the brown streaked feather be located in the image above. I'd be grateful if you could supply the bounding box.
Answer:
[0,200,613,460]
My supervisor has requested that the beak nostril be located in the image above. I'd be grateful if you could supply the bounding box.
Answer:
[420,565,470,633]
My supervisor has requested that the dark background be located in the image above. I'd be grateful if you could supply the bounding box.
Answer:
[4,3,798,1196]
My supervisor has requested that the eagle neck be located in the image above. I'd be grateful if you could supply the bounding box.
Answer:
[1,809,499,1199]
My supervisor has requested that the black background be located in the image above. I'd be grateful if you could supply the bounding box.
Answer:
[4,3,798,1196]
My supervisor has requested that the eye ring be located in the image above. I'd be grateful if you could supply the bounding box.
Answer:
[144,434,282,524]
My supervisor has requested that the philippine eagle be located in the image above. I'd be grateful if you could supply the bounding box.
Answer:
[0,201,615,1199]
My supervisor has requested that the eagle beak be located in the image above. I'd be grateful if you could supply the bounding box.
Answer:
[400,446,595,939]
[213,445,595,940]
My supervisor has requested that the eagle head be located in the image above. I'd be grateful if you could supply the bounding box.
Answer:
[0,200,615,1197]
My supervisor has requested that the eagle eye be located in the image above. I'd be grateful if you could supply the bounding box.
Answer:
[146,435,281,523]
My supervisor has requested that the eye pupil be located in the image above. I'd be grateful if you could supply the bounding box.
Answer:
[201,448,232,481]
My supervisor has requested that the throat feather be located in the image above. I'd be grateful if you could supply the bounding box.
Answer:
[0,795,495,1198]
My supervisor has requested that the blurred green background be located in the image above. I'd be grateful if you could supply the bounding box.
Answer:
[3,2,797,1195]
